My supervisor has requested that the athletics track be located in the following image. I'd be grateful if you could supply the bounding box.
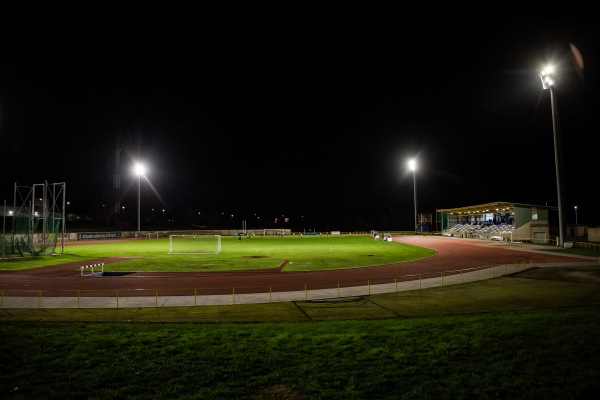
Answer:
[1,235,596,292]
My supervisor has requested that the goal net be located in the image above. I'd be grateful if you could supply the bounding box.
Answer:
[168,234,221,254]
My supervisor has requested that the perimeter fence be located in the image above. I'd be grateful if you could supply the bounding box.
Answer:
[1,260,537,309]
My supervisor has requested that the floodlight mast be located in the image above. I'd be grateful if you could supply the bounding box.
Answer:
[409,159,417,233]
[134,163,146,238]
[539,67,565,247]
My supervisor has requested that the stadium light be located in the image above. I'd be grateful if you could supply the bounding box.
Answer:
[408,159,417,233]
[539,66,565,247]
[134,163,146,238]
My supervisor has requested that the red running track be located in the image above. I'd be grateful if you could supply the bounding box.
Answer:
[0,236,594,296]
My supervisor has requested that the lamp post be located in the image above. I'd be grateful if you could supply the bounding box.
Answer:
[539,67,565,247]
[408,159,417,233]
[574,205,578,225]
[134,163,145,238]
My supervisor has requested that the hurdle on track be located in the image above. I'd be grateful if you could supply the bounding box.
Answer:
[80,263,104,276]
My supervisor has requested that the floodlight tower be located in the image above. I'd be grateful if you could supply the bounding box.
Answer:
[408,159,417,233]
[134,163,146,238]
[539,66,566,247]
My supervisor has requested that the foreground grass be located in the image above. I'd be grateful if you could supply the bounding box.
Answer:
[1,307,599,399]
[1,268,600,399]
[0,235,436,272]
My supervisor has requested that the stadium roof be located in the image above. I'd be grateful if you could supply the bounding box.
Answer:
[436,201,558,216]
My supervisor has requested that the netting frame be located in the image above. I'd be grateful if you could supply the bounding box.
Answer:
[4,182,66,257]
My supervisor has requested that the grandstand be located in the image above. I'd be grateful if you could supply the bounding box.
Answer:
[442,222,515,241]
[436,201,558,244]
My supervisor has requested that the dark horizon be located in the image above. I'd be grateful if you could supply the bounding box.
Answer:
[1,15,598,232]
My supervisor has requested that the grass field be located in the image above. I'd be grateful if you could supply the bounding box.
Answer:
[1,236,599,399]
[0,234,436,272]
[1,271,599,399]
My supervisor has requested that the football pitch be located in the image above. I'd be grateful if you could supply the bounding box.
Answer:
[0,234,436,273]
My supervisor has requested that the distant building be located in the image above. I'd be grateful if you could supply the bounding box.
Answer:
[436,201,558,244]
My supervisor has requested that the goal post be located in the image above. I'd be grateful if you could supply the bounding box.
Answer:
[168,234,221,254]
[146,231,159,240]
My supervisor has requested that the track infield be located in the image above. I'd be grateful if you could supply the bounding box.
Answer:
[0,235,596,298]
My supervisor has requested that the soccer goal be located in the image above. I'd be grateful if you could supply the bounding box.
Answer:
[263,228,284,236]
[168,234,221,254]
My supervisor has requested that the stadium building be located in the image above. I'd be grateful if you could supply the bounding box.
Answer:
[436,201,559,244]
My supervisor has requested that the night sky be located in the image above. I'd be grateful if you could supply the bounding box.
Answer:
[1,14,598,231]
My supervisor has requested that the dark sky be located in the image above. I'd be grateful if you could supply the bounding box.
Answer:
[1,14,598,231]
